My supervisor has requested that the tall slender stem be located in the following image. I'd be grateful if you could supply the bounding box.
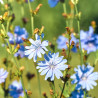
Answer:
[63,2,68,27]
[60,2,70,98]
[34,62,41,98]
[27,0,34,35]
[27,1,41,97]
[36,69,41,97]
[74,4,83,65]
[83,90,86,98]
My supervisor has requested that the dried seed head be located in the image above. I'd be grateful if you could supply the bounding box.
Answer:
[26,72,35,80]
[62,13,68,18]
[71,41,75,46]
[50,89,54,95]
[42,92,47,98]
[22,17,29,24]
[34,28,40,34]
[19,66,25,72]
[91,21,96,29]
[27,91,32,95]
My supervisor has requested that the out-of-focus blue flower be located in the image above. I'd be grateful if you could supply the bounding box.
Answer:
[48,0,59,7]
[57,34,78,52]
[14,45,26,58]
[0,68,8,84]
[0,0,4,4]
[71,64,98,91]
[57,35,68,49]
[80,26,94,42]
[25,34,48,62]
[81,40,97,54]
[9,80,24,98]
[25,0,34,3]
[36,51,68,81]
[7,26,28,44]
[80,26,98,54]
[71,89,84,98]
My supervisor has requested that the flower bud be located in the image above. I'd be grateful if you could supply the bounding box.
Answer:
[91,21,96,29]
[33,4,42,15]
[50,89,54,95]
[19,66,25,72]
[27,91,32,95]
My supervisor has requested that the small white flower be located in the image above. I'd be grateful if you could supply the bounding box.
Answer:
[25,34,48,62]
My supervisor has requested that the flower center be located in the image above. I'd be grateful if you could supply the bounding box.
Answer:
[50,65,54,69]
[82,76,87,80]
[88,43,93,47]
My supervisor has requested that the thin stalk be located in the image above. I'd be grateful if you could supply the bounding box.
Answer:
[70,8,74,28]
[34,62,41,98]
[83,90,86,98]
[52,81,56,98]
[36,69,41,97]
[27,0,34,35]
[49,81,56,98]
[20,76,27,98]
[60,2,70,97]
[63,2,68,27]
[67,34,71,64]
[74,4,83,65]
[60,69,69,98]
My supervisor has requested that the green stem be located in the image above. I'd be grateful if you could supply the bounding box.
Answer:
[83,90,86,98]
[63,2,68,27]
[27,0,34,35]
[34,62,41,98]
[60,2,70,98]
[52,81,55,98]
[70,8,74,28]
[20,76,28,98]
[36,69,41,98]
[50,81,56,98]
[74,4,83,65]
[67,34,70,64]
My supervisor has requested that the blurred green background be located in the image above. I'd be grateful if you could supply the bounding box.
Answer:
[0,0,98,97]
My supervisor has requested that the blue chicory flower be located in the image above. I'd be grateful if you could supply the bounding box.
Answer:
[14,45,26,58]
[25,34,48,62]
[80,26,98,54]
[7,26,28,44]
[70,89,84,98]
[71,64,98,91]
[36,51,68,81]
[0,68,8,84]
[48,0,59,7]
[9,80,24,98]
[57,34,78,52]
